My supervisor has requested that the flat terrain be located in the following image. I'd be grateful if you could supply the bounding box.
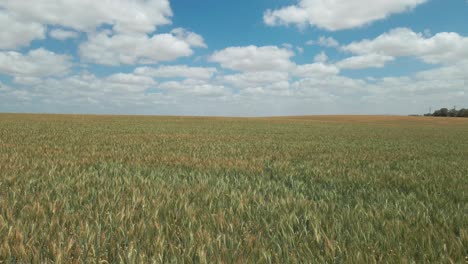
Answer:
[0,114,467,263]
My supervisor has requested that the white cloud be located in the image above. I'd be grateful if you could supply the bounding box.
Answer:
[5,72,159,101]
[0,0,172,34]
[1,62,467,115]
[314,52,328,63]
[336,54,395,69]
[158,79,230,97]
[220,71,289,88]
[135,65,217,79]
[186,84,229,97]
[104,73,157,92]
[415,61,468,81]
[343,28,468,65]
[170,28,207,48]
[0,10,45,49]
[306,36,339,48]
[291,75,367,98]
[12,77,44,86]
[362,66,468,105]
[210,45,294,72]
[264,0,427,31]
[0,0,174,50]
[0,72,173,113]
[106,73,156,86]
[293,63,340,78]
[0,48,72,78]
[79,30,206,66]
[49,29,79,40]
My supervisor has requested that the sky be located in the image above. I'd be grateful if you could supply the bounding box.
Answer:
[0,0,467,116]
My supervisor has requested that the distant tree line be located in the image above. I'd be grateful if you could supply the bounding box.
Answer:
[424,107,468,117]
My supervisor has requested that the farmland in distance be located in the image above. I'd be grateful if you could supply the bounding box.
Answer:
[0,114,467,263]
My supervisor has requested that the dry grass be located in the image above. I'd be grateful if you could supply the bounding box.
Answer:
[0,113,467,263]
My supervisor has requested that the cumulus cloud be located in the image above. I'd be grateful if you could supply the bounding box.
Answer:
[342,28,468,65]
[219,71,290,88]
[49,29,80,40]
[415,61,468,81]
[291,75,368,98]
[0,0,176,51]
[79,30,206,66]
[170,28,207,48]
[0,48,72,78]
[363,65,468,105]
[306,36,340,48]
[336,54,395,69]
[0,72,173,114]
[102,73,156,92]
[0,1,208,67]
[106,73,156,88]
[135,65,217,79]
[0,10,45,49]
[1,61,467,115]
[293,63,340,78]
[158,79,230,97]
[264,0,427,31]
[314,52,329,63]
[0,0,172,34]
[210,45,294,72]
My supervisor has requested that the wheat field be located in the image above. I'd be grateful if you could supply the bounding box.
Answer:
[0,114,467,263]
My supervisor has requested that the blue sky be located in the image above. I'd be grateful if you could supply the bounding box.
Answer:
[0,0,467,116]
